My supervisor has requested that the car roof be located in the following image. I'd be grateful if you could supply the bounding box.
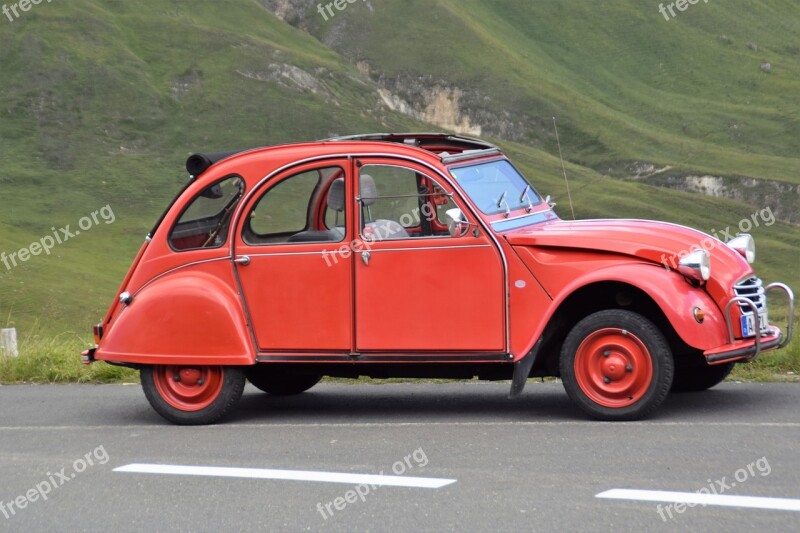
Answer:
[186,133,503,177]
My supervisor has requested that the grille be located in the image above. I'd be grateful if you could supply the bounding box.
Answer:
[734,277,766,313]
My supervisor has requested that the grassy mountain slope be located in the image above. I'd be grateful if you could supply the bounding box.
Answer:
[0,0,796,374]
[303,0,800,182]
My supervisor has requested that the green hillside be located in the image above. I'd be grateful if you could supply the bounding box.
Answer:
[302,0,800,182]
[0,0,797,377]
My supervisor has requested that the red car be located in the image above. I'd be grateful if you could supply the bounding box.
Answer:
[82,133,795,424]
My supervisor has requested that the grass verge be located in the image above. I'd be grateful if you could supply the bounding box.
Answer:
[0,335,138,384]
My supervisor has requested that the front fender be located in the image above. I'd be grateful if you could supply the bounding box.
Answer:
[553,263,728,351]
[96,269,254,366]
[511,245,730,354]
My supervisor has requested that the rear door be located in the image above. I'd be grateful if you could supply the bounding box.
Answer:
[234,161,354,352]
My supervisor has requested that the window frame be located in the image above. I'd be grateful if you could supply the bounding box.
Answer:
[357,163,463,243]
[241,165,348,247]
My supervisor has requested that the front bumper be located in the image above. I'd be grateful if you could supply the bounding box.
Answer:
[704,282,794,365]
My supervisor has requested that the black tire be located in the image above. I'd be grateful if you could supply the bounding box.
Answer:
[671,360,734,392]
[560,310,674,421]
[141,365,246,425]
[246,366,322,396]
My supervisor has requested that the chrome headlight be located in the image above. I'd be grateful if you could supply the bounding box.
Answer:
[727,234,756,264]
[679,250,711,282]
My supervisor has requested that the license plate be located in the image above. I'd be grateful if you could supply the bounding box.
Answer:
[741,311,769,337]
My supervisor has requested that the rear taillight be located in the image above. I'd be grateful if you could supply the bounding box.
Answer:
[93,323,104,344]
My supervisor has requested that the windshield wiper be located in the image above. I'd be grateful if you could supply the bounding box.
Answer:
[520,185,534,213]
[497,191,511,218]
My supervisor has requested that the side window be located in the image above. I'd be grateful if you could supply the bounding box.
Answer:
[359,165,453,241]
[169,176,244,251]
[244,167,346,245]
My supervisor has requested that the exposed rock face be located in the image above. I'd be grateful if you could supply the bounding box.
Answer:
[171,69,202,99]
[262,0,313,26]
[377,85,481,136]
[635,171,800,225]
[422,87,482,137]
[236,63,336,102]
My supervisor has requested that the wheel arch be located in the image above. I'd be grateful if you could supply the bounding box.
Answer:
[531,267,726,376]
[96,269,255,366]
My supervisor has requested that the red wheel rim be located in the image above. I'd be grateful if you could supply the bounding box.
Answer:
[573,328,653,408]
[153,366,224,412]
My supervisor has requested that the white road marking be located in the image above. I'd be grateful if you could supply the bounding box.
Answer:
[597,489,800,512]
[114,463,456,489]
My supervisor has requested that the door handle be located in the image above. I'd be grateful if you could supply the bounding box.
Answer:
[361,251,370,266]
[234,256,251,266]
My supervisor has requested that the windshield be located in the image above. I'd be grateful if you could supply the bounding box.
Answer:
[449,159,540,215]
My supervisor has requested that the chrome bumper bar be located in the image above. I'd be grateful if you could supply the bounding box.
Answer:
[722,282,795,361]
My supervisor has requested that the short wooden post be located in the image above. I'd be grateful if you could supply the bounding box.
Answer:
[1,328,18,357]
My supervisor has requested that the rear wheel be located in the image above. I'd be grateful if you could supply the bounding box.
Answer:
[246,366,322,396]
[560,310,674,421]
[672,360,734,392]
[141,365,245,425]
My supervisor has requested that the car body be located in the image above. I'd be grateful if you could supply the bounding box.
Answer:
[82,133,795,424]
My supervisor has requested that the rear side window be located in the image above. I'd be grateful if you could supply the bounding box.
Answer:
[169,176,245,251]
[244,166,346,245]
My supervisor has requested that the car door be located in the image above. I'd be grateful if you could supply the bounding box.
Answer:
[234,161,354,353]
[354,158,506,353]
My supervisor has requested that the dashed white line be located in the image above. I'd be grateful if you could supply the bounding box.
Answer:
[597,489,800,512]
[114,463,457,489]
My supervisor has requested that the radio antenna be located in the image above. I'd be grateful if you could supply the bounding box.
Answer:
[553,117,576,220]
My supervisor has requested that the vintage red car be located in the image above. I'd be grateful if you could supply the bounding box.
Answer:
[82,133,794,424]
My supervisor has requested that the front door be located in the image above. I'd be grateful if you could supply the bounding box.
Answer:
[353,159,506,353]
[235,161,354,352]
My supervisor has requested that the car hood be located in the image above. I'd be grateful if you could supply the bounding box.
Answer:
[505,219,753,303]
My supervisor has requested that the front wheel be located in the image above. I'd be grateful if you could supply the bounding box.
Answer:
[560,310,674,421]
[141,365,246,425]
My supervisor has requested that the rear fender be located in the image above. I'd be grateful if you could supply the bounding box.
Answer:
[96,269,254,366]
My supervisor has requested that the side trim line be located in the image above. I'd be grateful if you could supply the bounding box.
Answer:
[256,353,512,363]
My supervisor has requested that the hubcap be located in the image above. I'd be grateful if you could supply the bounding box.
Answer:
[153,365,224,412]
[573,328,653,408]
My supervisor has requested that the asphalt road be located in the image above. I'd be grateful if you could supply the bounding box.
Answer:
[0,381,799,532]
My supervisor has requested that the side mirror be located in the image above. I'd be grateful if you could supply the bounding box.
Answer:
[545,195,557,208]
[445,208,470,238]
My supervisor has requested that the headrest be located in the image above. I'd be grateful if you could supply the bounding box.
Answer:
[360,174,378,207]
[327,178,345,212]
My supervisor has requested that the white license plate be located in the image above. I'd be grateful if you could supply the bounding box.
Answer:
[741,311,769,337]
